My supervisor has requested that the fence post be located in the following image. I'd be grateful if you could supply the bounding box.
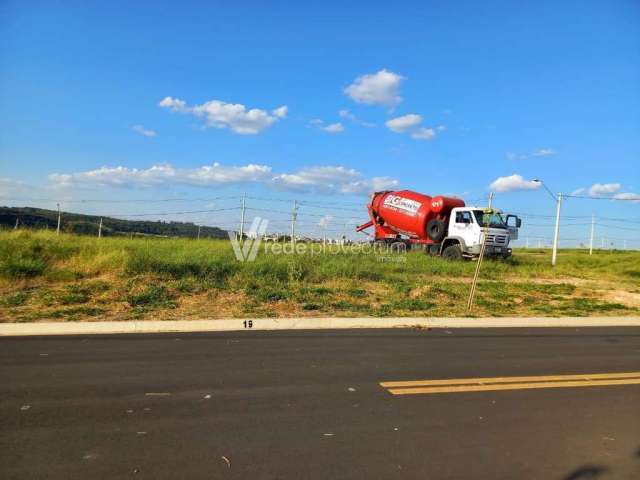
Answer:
[589,215,594,255]
[56,203,61,235]
[239,193,246,241]
[290,200,299,247]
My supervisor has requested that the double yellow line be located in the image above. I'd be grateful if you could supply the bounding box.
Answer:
[380,372,640,395]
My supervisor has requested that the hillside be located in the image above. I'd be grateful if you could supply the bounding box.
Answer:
[0,206,229,239]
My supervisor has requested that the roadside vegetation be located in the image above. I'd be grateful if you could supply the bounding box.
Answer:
[1,230,639,322]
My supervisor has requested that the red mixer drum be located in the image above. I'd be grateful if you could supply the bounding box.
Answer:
[371,190,465,241]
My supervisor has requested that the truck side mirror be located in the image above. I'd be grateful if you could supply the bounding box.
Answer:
[505,214,521,228]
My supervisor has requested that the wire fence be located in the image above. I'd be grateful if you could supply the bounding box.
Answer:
[2,190,639,249]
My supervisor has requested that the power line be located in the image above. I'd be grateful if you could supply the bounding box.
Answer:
[115,207,241,218]
[564,194,640,201]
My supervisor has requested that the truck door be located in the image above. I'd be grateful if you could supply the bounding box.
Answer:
[450,210,475,244]
[505,215,521,240]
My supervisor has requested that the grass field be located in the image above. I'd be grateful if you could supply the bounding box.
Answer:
[1,230,639,322]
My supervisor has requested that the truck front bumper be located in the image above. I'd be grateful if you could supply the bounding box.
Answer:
[467,245,512,258]
[486,245,512,257]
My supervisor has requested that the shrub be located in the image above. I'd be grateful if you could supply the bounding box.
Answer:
[1,291,30,307]
[126,285,176,309]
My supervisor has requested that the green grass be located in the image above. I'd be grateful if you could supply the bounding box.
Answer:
[0,230,639,321]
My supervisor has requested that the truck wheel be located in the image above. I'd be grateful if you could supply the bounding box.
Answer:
[442,244,462,261]
[427,219,446,242]
[390,241,407,253]
[373,240,386,252]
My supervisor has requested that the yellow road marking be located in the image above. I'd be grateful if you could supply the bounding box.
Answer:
[388,378,640,395]
[380,372,640,395]
[380,372,640,388]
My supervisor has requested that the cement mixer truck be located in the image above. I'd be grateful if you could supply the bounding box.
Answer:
[355,190,521,260]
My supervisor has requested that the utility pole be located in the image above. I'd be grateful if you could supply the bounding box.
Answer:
[551,193,562,266]
[197,224,201,240]
[56,203,61,236]
[239,193,246,241]
[290,200,299,247]
[525,237,529,249]
[589,215,594,255]
[98,218,103,238]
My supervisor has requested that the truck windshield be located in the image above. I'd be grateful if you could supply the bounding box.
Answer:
[473,210,507,228]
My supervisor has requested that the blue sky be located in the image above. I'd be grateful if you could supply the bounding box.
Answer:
[1,1,639,245]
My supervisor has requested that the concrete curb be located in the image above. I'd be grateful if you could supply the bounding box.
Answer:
[1,316,640,336]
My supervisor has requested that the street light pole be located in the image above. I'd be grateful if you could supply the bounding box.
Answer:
[533,179,562,266]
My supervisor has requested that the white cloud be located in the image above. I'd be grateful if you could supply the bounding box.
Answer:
[272,166,359,192]
[338,109,354,120]
[613,192,640,202]
[411,127,436,140]
[309,119,345,133]
[322,123,345,133]
[385,114,442,140]
[159,96,287,135]
[0,177,30,199]
[49,163,272,187]
[318,215,333,228]
[506,148,556,160]
[344,69,404,107]
[340,176,399,194]
[385,114,422,133]
[271,106,288,119]
[131,124,157,137]
[571,187,586,195]
[532,148,555,157]
[588,183,621,196]
[158,96,187,112]
[489,174,541,192]
[338,109,376,127]
[48,163,397,196]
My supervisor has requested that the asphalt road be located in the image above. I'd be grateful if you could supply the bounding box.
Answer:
[1,328,639,480]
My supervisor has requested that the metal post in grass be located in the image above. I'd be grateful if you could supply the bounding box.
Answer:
[589,215,594,255]
[239,192,246,241]
[466,192,493,312]
[197,224,201,240]
[56,203,61,235]
[290,200,299,247]
[98,218,103,238]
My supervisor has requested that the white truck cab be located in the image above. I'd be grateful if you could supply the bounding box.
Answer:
[441,207,521,259]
